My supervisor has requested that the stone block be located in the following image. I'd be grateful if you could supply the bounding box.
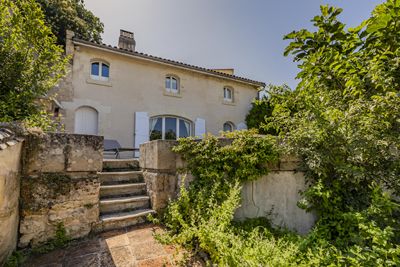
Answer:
[0,142,22,265]
[142,171,178,212]
[24,133,103,174]
[19,174,100,248]
[234,171,316,234]
[279,155,301,171]
[140,140,178,171]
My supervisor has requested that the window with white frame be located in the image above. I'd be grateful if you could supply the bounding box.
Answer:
[223,122,235,132]
[165,76,179,94]
[91,61,110,81]
[150,116,192,140]
[223,87,233,102]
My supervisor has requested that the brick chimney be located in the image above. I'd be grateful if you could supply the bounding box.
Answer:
[118,29,136,51]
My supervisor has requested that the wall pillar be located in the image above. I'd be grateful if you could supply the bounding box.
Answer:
[139,140,179,212]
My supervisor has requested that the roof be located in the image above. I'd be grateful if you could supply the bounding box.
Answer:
[72,38,266,88]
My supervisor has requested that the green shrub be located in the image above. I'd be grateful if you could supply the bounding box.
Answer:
[158,1,400,266]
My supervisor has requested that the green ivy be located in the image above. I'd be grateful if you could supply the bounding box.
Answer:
[157,130,295,265]
[160,1,400,266]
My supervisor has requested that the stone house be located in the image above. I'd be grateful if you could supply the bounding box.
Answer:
[54,30,265,149]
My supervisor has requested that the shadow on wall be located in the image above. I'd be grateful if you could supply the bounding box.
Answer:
[139,139,316,234]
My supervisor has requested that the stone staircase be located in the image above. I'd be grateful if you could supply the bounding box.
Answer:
[95,158,155,231]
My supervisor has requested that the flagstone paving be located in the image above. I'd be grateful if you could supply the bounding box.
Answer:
[22,224,204,267]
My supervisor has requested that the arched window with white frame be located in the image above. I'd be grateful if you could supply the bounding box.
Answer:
[149,116,192,140]
[223,87,233,102]
[91,61,110,81]
[165,76,179,94]
[223,121,235,132]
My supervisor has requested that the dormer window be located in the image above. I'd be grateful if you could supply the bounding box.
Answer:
[223,87,233,102]
[91,61,109,81]
[165,76,179,94]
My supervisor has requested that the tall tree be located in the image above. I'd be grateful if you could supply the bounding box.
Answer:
[0,0,67,128]
[268,1,400,263]
[36,0,104,45]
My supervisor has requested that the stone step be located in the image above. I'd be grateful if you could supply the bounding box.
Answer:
[102,158,140,171]
[100,183,147,198]
[100,195,150,214]
[98,171,143,184]
[96,209,156,232]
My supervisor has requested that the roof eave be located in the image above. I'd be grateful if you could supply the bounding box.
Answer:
[72,39,266,88]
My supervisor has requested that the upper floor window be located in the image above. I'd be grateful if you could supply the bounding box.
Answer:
[165,76,179,94]
[223,122,235,132]
[223,87,233,102]
[91,61,109,81]
[150,116,192,140]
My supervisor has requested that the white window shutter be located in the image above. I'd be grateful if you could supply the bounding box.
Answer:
[134,112,149,153]
[195,118,206,139]
[237,122,247,130]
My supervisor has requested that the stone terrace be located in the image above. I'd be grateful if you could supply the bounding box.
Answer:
[23,224,204,267]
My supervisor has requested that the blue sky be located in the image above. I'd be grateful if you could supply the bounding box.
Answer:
[85,0,384,89]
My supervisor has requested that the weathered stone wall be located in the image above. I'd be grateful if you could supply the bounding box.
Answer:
[140,140,178,212]
[0,128,23,265]
[139,139,316,234]
[235,157,316,234]
[19,132,103,248]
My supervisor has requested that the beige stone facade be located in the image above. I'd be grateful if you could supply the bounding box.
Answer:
[56,31,264,149]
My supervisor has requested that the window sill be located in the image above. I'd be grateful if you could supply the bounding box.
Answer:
[86,78,112,87]
[163,91,182,98]
[222,100,236,106]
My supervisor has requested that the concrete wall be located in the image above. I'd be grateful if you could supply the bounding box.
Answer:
[19,132,103,248]
[0,131,23,265]
[139,139,316,234]
[57,38,260,147]
[235,158,316,234]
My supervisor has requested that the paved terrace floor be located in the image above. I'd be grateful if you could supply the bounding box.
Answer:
[22,224,204,267]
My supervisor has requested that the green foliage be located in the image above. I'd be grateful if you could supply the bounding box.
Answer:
[268,0,400,265]
[4,251,26,267]
[0,0,67,128]
[158,130,292,265]
[36,0,104,45]
[160,1,400,266]
[5,223,70,266]
[246,84,293,135]
[32,223,70,254]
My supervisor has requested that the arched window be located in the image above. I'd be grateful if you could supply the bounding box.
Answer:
[74,106,99,135]
[150,116,192,140]
[165,76,179,94]
[223,122,235,132]
[91,61,110,81]
[223,87,233,102]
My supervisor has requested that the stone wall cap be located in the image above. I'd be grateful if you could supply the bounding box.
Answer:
[0,123,25,150]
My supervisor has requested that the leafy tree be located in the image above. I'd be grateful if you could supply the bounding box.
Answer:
[36,0,104,45]
[0,0,67,128]
[246,84,293,135]
[267,1,400,264]
[155,1,400,265]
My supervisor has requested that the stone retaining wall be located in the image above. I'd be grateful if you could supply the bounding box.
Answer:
[235,157,316,234]
[140,140,179,212]
[139,139,316,234]
[18,132,103,248]
[0,128,24,265]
